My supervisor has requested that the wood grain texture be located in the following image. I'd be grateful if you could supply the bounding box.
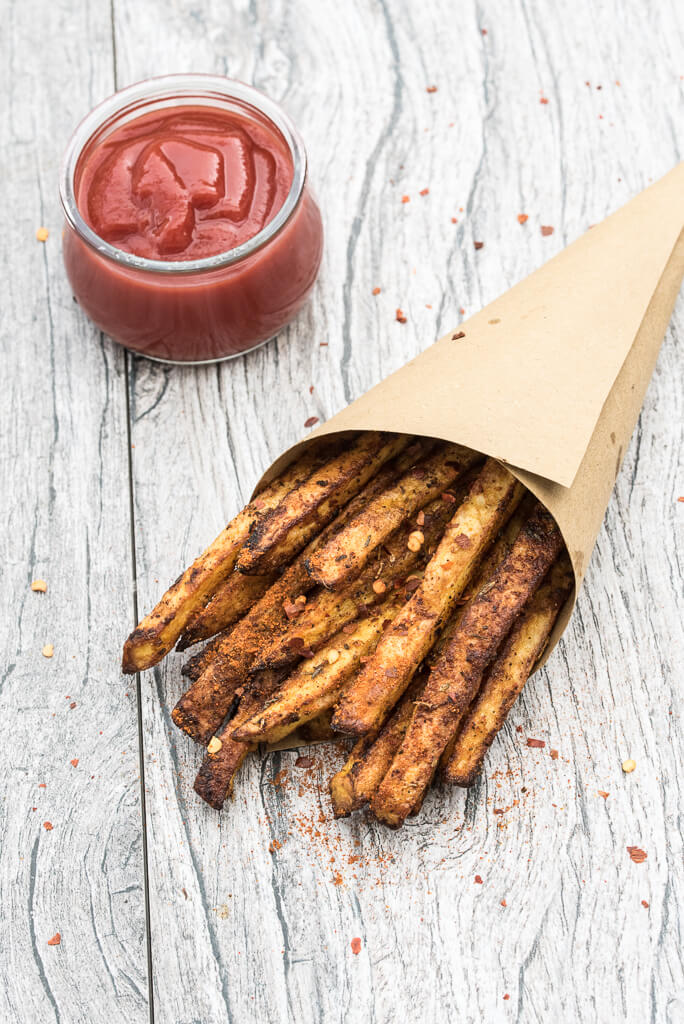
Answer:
[0,1,149,1022]
[3,0,683,1021]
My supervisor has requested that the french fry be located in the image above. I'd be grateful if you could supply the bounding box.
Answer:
[236,432,410,575]
[330,671,428,816]
[444,554,574,786]
[251,496,454,672]
[331,459,525,737]
[181,632,230,683]
[306,444,480,589]
[122,448,326,673]
[232,595,405,746]
[177,571,276,651]
[193,670,283,810]
[172,466,406,745]
[371,503,564,828]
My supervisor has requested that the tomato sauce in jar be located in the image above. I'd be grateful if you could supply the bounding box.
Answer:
[61,76,323,363]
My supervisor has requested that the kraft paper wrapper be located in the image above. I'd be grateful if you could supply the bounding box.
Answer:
[259,163,684,750]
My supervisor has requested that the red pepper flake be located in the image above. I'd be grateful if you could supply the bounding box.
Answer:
[419,188,429,196]
[481,28,488,35]
[517,213,528,224]
[598,790,609,800]
[350,936,362,954]
[503,994,510,1001]
[295,756,315,769]
[493,807,504,815]
[319,342,328,347]
[540,97,549,104]
[451,217,458,223]
[38,783,46,788]
[451,331,465,340]
[426,85,438,93]
[641,900,649,908]
[70,758,79,768]
[677,496,684,502]
[627,846,647,864]
[500,899,507,907]
[441,491,457,503]
[69,702,77,710]
[332,872,343,886]
[515,725,523,733]
[342,624,356,634]
[540,225,554,237]
[395,308,407,324]
[268,839,282,854]
[309,385,314,394]
[43,821,53,831]
[283,601,305,620]
[401,195,410,204]
[549,748,559,760]
[527,737,545,748]
[304,416,319,428]
[473,241,484,250]
[47,933,61,946]
[474,874,483,884]
[372,286,381,295]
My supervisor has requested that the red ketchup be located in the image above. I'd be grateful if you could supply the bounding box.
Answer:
[61,78,323,362]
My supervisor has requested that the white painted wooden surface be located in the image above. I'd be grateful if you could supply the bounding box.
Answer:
[2,0,683,1022]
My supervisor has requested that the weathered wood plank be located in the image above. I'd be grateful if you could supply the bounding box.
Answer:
[0,2,149,1022]
[120,0,682,1021]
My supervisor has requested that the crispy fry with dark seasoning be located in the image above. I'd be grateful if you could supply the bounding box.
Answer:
[306,444,481,589]
[332,672,428,815]
[252,496,454,672]
[444,554,573,786]
[331,460,525,737]
[121,449,325,673]
[232,595,405,745]
[177,572,276,651]
[371,502,564,828]
[193,670,284,810]
[181,631,231,683]
[172,468,404,744]
[236,432,410,576]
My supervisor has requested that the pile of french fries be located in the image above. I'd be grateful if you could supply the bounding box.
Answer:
[122,432,573,828]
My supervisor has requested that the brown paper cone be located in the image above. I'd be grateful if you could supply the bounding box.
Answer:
[258,162,684,737]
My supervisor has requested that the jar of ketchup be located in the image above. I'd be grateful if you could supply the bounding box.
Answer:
[60,75,323,363]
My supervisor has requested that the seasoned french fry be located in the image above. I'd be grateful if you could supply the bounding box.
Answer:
[332,672,428,816]
[232,595,404,746]
[122,448,326,674]
[371,503,564,828]
[177,572,276,651]
[172,466,405,745]
[181,632,230,683]
[252,496,454,672]
[444,555,573,786]
[306,444,480,589]
[332,460,525,737]
[193,670,283,810]
[236,432,410,575]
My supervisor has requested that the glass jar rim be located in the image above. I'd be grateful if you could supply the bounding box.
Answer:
[59,73,308,275]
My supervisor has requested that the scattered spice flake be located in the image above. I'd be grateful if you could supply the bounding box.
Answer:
[401,195,410,204]
[527,737,545,748]
[268,839,282,854]
[677,496,684,502]
[473,241,484,250]
[550,748,559,760]
[309,385,314,394]
[70,758,79,768]
[641,900,649,908]
[42,644,54,658]
[372,286,381,296]
[351,937,362,954]
[31,579,47,592]
[474,875,483,884]
[304,416,319,428]
[319,342,328,347]
[451,217,458,223]
[503,994,510,1001]
[493,808,504,815]
[500,899,507,907]
[540,96,549,105]
[622,758,636,773]
[332,872,343,886]
[627,846,647,864]
[451,331,465,340]
[36,227,49,242]
[540,225,554,237]
[295,756,315,769]
[419,188,429,196]
[182,887,188,900]
[38,783,46,789]
[43,821,53,831]
[481,28,487,35]
[426,85,438,93]
[69,701,77,710]
[395,308,407,324]
[47,933,61,946]
[517,213,528,224]
[598,790,609,800]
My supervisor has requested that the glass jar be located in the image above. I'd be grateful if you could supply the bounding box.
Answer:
[60,75,324,364]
